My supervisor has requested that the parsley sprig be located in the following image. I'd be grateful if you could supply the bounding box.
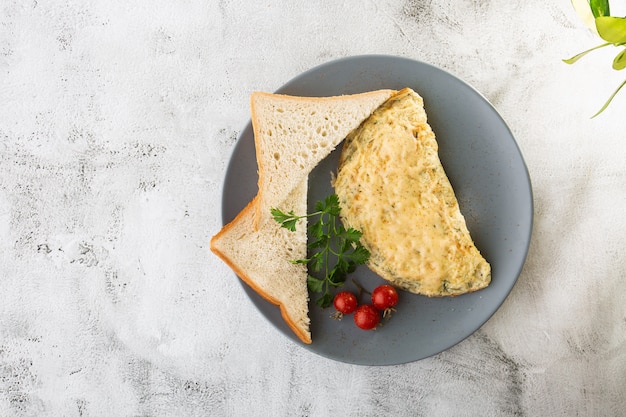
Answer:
[271,194,370,308]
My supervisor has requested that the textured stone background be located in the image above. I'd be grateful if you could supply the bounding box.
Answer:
[1,0,625,416]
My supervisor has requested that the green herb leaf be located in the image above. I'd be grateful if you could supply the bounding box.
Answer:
[590,0,610,18]
[596,16,626,44]
[340,238,352,254]
[613,48,626,70]
[285,219,299,232]
[329,267,347,285]
[307,275,324,293]
[315,292,334,308]
[348,245,371,265]
[308,220,324,239]
[309,253,323,272]
[270,207,292,222]
[270,207,300,231]
[323,194,341,216]
[341,227,363,243]
[335,257,350,274]
[307,235,328,249]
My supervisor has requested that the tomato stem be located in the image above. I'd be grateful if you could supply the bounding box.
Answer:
[351,278,371,297]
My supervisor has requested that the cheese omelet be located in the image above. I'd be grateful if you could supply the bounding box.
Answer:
[334,88,491,297]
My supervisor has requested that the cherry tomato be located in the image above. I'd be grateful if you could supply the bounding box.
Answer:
[353,304,380,330]
[371,285,399,310]
[333,291,358,315]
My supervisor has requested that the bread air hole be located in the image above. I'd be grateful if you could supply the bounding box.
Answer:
[274,152,280,160]
[292,158,305,170]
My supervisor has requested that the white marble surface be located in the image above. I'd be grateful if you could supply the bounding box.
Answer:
[1,0,625,415]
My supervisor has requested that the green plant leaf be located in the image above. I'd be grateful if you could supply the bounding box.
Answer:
[307,236,328,249]
[284,218,299,232]
[328,267,346,285]
[271,207,299,231]
[563,42,612,64]
[314,200,325,212]
[613,48,626,70]
[571,0,597,32]
[596,16,626,44]
[348,245,371,265]
[309,252,323,272]
[590,0,610,18]
[334,256,349,272]
[308,219,324,238]
[323,194,341,216]
[270,207,289,222]
[341,227,362,243]
[307,275,324,293]
[315,292,333,308]
[592,78,626,118]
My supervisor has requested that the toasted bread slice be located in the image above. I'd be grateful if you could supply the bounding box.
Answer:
[334,88,491,296]
[250,89,396,231]
[211,179,311,344]
[212,89,396,343]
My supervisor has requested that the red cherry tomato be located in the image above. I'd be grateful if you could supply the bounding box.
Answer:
[333,291,358,315]
[353,304,380,330]
[371,285,399,310]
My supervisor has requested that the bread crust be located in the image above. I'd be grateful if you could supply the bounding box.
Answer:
[210,195,312,345]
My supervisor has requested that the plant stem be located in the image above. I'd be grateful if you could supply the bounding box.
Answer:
[592,78,626,117]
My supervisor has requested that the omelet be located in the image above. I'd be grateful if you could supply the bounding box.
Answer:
[334,88,491,297]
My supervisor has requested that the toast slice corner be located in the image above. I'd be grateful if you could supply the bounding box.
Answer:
[249,89,396,231]
[210,179,312,344]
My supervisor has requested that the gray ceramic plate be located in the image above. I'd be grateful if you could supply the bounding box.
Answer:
[221,55,533,365]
